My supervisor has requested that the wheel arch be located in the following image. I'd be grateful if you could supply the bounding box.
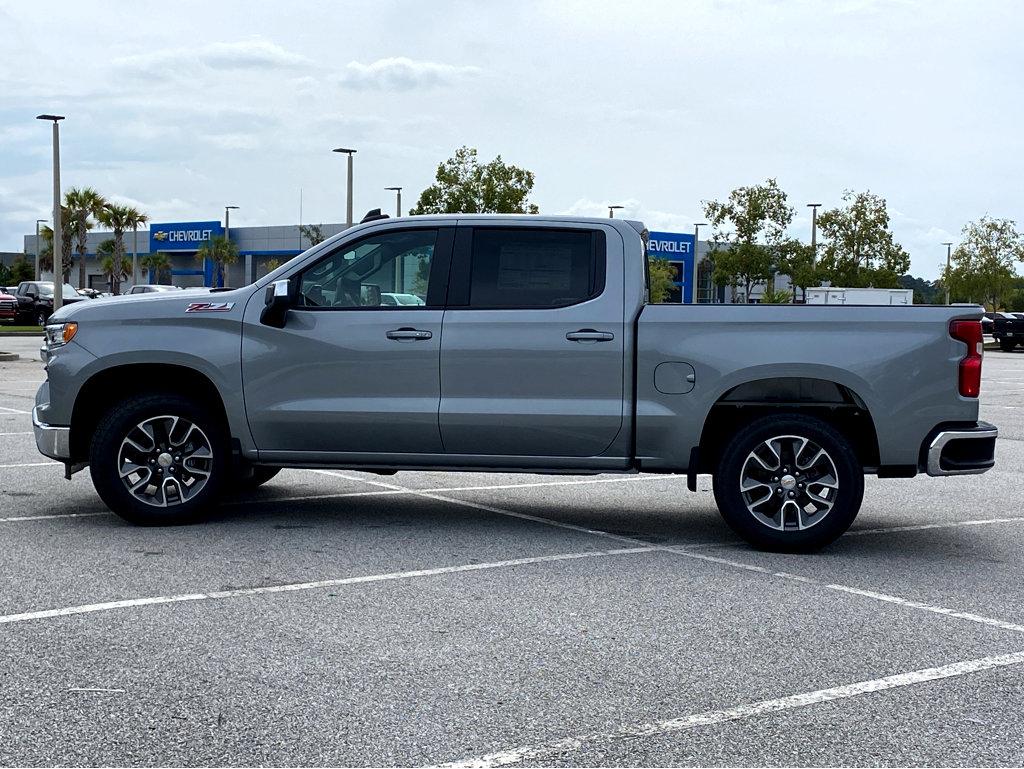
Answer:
[70,363,231,463]
[696,376,881,476]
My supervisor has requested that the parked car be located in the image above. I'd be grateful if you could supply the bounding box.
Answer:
[0,288,17,323]
[993,312,1024,351]
[14,281,87,325]
[32,213,997,551]
[380,292,426,306]
[126,284,184,295]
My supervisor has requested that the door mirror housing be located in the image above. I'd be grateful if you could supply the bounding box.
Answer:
[261,279,292,328]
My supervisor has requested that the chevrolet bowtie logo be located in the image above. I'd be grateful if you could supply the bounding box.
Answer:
[153,231,168,241]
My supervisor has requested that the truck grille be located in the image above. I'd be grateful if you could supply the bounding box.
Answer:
[0,299,16,312]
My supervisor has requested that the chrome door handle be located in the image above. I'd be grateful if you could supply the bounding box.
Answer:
[386,328,432,341]
[566,329,614,342]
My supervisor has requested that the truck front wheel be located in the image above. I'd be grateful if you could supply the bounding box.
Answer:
[89,393,228,525]
[712,414,864,552]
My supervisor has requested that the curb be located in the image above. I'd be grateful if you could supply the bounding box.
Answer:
[0,352,20,362]
[0,332,43,338]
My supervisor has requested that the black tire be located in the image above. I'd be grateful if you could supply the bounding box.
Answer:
[712,413,864,552]
[229,465,281,492]
[89,393,229,525]
[35,309,48,326]
[999,339,1018,352]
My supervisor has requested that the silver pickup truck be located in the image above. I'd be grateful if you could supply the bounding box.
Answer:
[33,214,997,551]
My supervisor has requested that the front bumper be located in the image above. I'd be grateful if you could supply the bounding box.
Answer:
[925,421,998,476]
[32,405,71,461]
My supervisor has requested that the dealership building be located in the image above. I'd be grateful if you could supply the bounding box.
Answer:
[15,219,776,302]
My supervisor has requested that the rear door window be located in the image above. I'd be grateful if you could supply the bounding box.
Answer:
[452,228,605,309]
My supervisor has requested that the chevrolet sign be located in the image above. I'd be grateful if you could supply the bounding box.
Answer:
[149,221,224,252]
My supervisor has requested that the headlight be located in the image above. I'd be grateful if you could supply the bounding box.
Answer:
[44,321,78,348]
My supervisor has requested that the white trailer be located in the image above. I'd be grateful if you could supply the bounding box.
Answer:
[805,287,913,306]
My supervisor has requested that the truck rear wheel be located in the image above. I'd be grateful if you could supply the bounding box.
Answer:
[712,414,864,552]
[89,393,228,525]
[999,339,1018,352]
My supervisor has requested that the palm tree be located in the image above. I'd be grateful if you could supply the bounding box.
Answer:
[97,204,135,294]
[39,212,77,281]
[124,208,149,287]
[140,252,172,284]
[63,187,107,289]
[196,235,238,287]
[97,239,131,293]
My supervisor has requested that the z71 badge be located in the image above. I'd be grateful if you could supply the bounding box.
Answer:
[185,302,235,313]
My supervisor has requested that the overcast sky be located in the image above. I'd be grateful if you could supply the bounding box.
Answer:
[1,0,1021,278]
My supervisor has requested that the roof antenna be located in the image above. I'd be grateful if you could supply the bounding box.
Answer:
[360,208,389,224]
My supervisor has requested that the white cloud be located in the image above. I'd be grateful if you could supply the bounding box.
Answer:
[558,198,700,233]
[113,39,312,79]
[334,57,481,91]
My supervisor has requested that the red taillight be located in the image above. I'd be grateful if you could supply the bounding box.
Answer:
[950,320,983,398]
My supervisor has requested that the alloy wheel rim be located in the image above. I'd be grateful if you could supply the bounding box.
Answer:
[117,415,213,507]
[739,434,839,531]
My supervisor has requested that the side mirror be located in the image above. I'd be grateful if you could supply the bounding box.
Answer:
[26,291,37,300]
[260,279,292,328]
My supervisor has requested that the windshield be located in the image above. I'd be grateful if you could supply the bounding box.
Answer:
[37,283,80,299]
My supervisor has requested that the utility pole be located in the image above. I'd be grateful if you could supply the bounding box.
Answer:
[37,114,65,312]
[386,186,402,217]
[942,242,953,304]
[225,205,239,286]
[693,222,707,304]
[333,148,356,227]
[807,203,822,265]
[35,218,46,280]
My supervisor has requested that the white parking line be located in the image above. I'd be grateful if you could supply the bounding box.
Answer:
[0,406,30,414]
[312,470,1024,639]
[0,431,31,437]
[0,512,109,523]
[439,649,1024,768]
[0,546,652,627]
[0,462,59,469]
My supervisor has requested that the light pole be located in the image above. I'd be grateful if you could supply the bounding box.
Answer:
[807,203,822,265]
[385,186,402,217]
[37,114,64,312]
[942,242,953,304]
[225,205,239,286]
[333,148,356,227]
[693,222,707,304]
[35,218,46,280]
[608,205,623,218]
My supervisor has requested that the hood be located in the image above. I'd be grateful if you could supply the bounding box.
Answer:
[49,286,251,323]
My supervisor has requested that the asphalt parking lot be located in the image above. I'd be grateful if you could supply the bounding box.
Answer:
[0,336,1022,767]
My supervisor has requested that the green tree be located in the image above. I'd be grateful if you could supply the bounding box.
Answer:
[942,216,1024,309]
[760,288,793,304]
[196,234,239,287]
[63,187,107,289]
[11,257,35,283]
[815,190,910,288]
[96,204,138,294]
[647,257,675,303]
[777,240,819,302]
[299,224,325,247]
[702,178,794,302]
[38,218,73,279]
[141,252,172,284]
[126,208,149,286]
[409,146,539,215]
[97,239,129,293]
